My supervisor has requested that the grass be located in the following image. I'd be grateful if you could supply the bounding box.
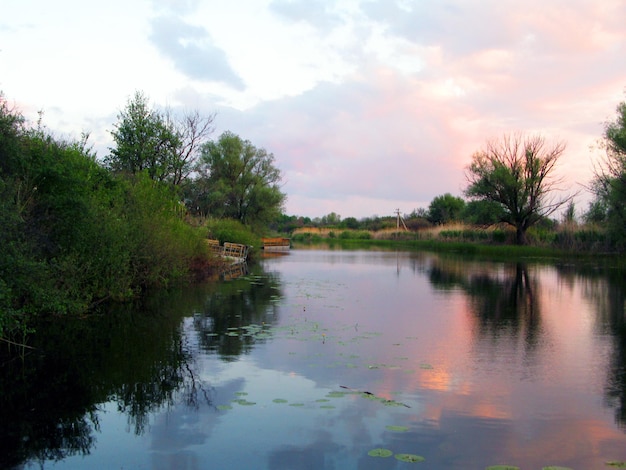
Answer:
[291,223,624,260]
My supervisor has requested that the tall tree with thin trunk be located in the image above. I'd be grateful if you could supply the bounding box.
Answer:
[465,133,570,244]
[106,91,214,185]
[591,98,626,248]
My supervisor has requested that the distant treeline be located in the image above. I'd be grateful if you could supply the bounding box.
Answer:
[273,92,626,252]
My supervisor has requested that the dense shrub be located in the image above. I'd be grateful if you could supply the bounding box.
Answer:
[0,102,210,339]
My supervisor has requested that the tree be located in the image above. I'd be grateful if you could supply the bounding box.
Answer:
[427,193,465,225]
[460,200,507,226]
[465,133,570,244]
[592,98,626,248]
[106,91,214,185]
[193,131,286,227]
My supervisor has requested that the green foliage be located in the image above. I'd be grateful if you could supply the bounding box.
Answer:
[122,174,209,289]
[461,199,507,226]
[465,133,569,244]
[190,131,286,228]
[0,98,210,339]
[592,98,626,250]
[268,214,311,233]
[205,218,260,250]
[105,91,180,182]
[428,193,465,224]
[105,91,214,186]
[339,230,371,240]
[341,216,359,229]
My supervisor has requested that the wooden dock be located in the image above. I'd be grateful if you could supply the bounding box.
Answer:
[207,239,249,264]
[261,237,290,252]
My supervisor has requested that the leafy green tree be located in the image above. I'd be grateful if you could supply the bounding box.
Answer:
[106,91,214,185]
[320,212,341,226]
[106,91,177,181]
[341,217,360,229]
[592,98,626,248]
[465,133,570,244]
[460,200,507,226]
[193,131,285,227]
[427,193,465,225]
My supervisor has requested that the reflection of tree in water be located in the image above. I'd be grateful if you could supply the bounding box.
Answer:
[193,270,283,360]
[429,259,543,357]
[0,264,285,468]
[0,285,216,469]
[574,264,626,429]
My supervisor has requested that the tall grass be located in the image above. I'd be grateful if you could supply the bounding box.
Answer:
[291,222,617,255]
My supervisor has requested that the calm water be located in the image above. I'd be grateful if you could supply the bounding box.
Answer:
[2,247,626,469]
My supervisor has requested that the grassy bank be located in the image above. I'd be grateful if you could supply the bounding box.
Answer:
[291,223,622,262]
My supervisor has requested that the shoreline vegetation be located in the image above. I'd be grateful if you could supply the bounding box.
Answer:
[289,224,624,261]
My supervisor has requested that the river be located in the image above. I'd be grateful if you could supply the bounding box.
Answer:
[2,246,626,469]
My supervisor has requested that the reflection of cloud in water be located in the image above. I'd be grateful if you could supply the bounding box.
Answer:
[267,430,343,470]
[148,377,245,466]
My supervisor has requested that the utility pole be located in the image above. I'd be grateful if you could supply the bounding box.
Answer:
[395,208,408,231]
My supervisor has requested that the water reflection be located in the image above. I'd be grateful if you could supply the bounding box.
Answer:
[572,264,626,428]
[2,250,626,469]
[430,259,543,358]
[0,272,278,469]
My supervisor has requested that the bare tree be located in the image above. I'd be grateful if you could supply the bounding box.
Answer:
[166,109,216,186]
[465,133,572,244]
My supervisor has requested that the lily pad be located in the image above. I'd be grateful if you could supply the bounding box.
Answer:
[235,400,256,406]
[386,425,409,432]
[235,392,248,396]
[486,466,520,470]
[368,448,393,458]
[216,405,232,411]
[543,467,574,470]
[395,453,425,463]
[320,405,335,409]
[606,463,626,468]
[272,398,288,403]
[420,363,434,370]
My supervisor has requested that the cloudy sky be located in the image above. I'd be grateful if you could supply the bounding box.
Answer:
[2,0,625,218]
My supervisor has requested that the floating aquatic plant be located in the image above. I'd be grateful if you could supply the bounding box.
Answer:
[395,453,424,463]
[368,448,393,458]
[234,400,256,406]
[217,405,232,411]
[485,466,519,470]
[386,425,409,432]
[606,463,626,468]
[272,398,288,403]
[542,467,574,470]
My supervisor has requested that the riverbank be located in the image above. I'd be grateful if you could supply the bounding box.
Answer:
[290,223,622,260]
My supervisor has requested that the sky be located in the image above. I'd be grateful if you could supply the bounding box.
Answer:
[2,0,625,219]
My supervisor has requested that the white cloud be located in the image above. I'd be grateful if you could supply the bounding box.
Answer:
[1,0,625,218]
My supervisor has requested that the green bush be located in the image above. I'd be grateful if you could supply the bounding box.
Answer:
[0,102,212,339]
[205,218,260,250]
[491,230,507,243]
